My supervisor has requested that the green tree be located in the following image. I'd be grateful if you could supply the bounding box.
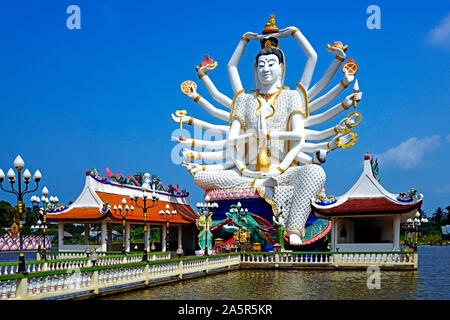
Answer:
[445,206,450,225]
[432,207,445,226]
[0,200,17,228]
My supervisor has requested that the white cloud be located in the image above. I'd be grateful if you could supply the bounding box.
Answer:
[374,135,441,170]
[426,13,450,49]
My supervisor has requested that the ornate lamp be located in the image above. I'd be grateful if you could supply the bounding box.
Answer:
[1,155,41,272]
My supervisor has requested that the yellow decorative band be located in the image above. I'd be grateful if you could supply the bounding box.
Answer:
[340,80,349,88]
[191,139,195,147]
[202,165,205,171]
[291,28,300,36]
[277,166,285,173]
[239,167,248,174]
[267,131,271,141]
[188,117,194,125]
[327,141,331,150]
[194,95,201,103]
[335,56,345,62]
[241,36,249,42]
[341,101,350,110]
[333,126,339,134]
[198,72,206,79]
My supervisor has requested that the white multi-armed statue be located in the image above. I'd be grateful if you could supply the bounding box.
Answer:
[172,15,363,246]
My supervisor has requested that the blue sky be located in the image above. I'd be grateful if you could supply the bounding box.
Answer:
[0,0,448,217]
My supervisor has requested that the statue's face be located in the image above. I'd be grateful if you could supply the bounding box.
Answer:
[256,54,282,86]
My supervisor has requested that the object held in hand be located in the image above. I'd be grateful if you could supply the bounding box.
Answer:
[180,80,197,95]
[175,109,188,130]
[342,57,358,75]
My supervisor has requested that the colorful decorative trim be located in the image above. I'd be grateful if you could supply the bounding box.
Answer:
[205,187,262,201]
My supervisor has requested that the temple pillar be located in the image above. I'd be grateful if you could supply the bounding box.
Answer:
[101,221,107,252]
[162,224,167,252]
[178,225,183,249]
[107,223,113,251]
[331,218,337,251]
[393,214,401,251]
[145,224,150,252]
[58,222,64,251]
[125,222,131,252]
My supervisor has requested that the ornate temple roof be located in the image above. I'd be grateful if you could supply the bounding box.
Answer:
[312,153,423,220]
[46,170,197,224]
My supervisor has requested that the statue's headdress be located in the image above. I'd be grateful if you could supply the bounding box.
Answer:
[254,14,286,89]
[262,14,279,34]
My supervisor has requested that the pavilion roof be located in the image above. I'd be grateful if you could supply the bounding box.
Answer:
[312,153,423,220]
[46,171,197,224]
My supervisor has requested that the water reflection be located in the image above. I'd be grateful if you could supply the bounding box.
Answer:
[99,246,449,300]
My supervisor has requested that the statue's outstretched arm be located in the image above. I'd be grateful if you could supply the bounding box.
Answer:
[305,112,360,141]
[228,33,256,94]
[307,45,347,100]
[187,88,230,122]
[302,130,356,153]
[279,27,317,90]
[295,152,326,165]
[182,149,229,161]
[304,92,362,128]
[197,64,232,109]
[171,113,229,134]
[183,160,235,175]
[309,71,354,114]
[173,132,254,150]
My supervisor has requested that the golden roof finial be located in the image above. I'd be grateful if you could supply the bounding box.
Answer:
[262,14,279,34]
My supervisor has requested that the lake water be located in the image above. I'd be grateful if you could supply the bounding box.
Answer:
[99,245,449,300]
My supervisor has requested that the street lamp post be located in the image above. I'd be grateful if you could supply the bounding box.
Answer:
[30,187,59,261]
[113,198,134,255]
[130,173,160,262]
[0,155,42,272]
[159,204,177,252]
[196,195,218,256]
[405,211,428,250]
[229,202,247,252]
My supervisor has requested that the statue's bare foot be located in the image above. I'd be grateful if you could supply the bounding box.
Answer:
[289,233,302,246]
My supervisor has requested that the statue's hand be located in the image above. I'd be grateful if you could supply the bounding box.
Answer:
[341,113,360,129]
[343,70,354,85]
[242,32,260,40]
[187,86,198,100]
[197,62,218,75]
[336,112,360,132]
[171,113,181,123]
[313,149,327,164]
[181,148,195,159]
[344,92,363,106]
[330,132,355,150]
[327,45,346,59]
[182,162,202,175]
[276,26,298,38]
[260,170,280,178]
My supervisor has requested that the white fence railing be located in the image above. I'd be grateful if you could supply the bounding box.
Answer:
[0,254,241,300]
[0,251,416,300]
